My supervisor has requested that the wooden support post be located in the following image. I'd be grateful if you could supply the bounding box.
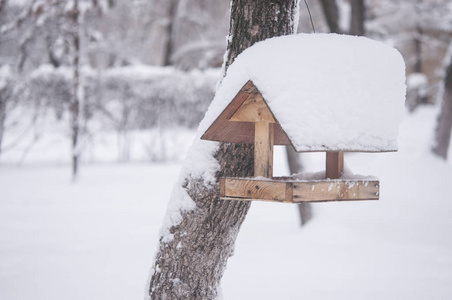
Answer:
[326,151,344,179]
[254,122,274,178]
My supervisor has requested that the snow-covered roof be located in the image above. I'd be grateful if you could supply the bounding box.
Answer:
[201,33,406,152]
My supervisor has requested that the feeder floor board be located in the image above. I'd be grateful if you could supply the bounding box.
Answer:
[219,177,379,203]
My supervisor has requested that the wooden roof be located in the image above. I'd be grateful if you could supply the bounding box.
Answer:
[200,34,406,153]
[201,81,292,146]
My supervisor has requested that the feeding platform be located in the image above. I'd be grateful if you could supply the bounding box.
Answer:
[200,33,406,203]
[220,177,379,203]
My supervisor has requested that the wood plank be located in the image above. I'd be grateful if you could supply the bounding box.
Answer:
[222,178,287,202]
[219,178,226,197]
[220,177,379,203]
[202,121,290,145]
[201,89,250,142]
[240,80,260,94]
[326,152,344,179]
[285,182,293,202]
[230,94,276,123]
[292,180,379,202]
[254,122,274,178]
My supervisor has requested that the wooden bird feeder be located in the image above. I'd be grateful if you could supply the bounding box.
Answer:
[201,36,404,203]
[201,81,380,203]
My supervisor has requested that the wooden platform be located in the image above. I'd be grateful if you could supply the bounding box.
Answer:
[220,177,379,203]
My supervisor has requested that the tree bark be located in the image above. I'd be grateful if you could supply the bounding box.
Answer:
[350,0,365,36]
[148,1,299,299]
[433,54,452,159]
[319,0,341,34]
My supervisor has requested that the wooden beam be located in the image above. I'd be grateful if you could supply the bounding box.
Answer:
[219,178,226,197]
[326,152,344,179]
[254,122,274,178]
[220,177,379,203]
[292,180,379,202]
[222,177,287,202]
[230,94,276,123]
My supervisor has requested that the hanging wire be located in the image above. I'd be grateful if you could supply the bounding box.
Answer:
[303,0,316,33]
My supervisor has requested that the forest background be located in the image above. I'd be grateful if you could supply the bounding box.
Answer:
[1,0,451,168]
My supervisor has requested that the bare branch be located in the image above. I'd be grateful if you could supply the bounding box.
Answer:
[0,0,38,35]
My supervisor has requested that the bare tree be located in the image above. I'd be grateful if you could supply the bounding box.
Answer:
[0,66,13,154]
[350,0,365,36]
[148,0,179,66]
[286,146,312,225]
[68,0,81,178]
[319,0,365,35]
[433,48,452,159]
[147,0,300,299]
[319,0,341,34]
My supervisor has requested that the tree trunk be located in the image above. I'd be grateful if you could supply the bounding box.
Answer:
[319,0,341,34]
[149,0,179,66]
[414,25,422,74]
[350,0,365,36]
[147,1,299,299]
[285,146,312,225]
[70,0,80,179]
[0,0,7,14]
[0,91,6,154]
[163,0,178,66]
[433,54,452,159]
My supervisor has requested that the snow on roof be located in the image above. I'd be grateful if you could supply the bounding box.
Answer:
[200,33,406,152]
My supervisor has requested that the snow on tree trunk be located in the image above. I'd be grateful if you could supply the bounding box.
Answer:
[433,52,452,160]
[147,0,300,299]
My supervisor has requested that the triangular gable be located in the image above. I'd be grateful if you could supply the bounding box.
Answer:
[230,91,276,123]
[201,81,291,145]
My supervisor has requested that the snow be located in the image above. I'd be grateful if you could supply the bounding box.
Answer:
[292,0,302,34]
[0,65,12,88]
[290,167,378,181]
[200,33,406,152]
[0,106,451,300]
[407,72,428,89]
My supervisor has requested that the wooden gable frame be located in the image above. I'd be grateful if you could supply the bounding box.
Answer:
[201,80,291,146]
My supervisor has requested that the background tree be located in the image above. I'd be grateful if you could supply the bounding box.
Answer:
[148,0,179,66]
[69,0,81,178]
[0,66,13,154]
[433,46,452,159]
[319,0,341,34]
[147,0,300,298]
[350,0,365,36]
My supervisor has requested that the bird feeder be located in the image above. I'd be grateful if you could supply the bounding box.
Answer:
[200,34,406,203]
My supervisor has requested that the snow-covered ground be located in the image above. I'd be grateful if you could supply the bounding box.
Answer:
[0,106,451,299]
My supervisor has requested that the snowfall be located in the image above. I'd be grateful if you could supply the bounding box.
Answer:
[0,103,450,300]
